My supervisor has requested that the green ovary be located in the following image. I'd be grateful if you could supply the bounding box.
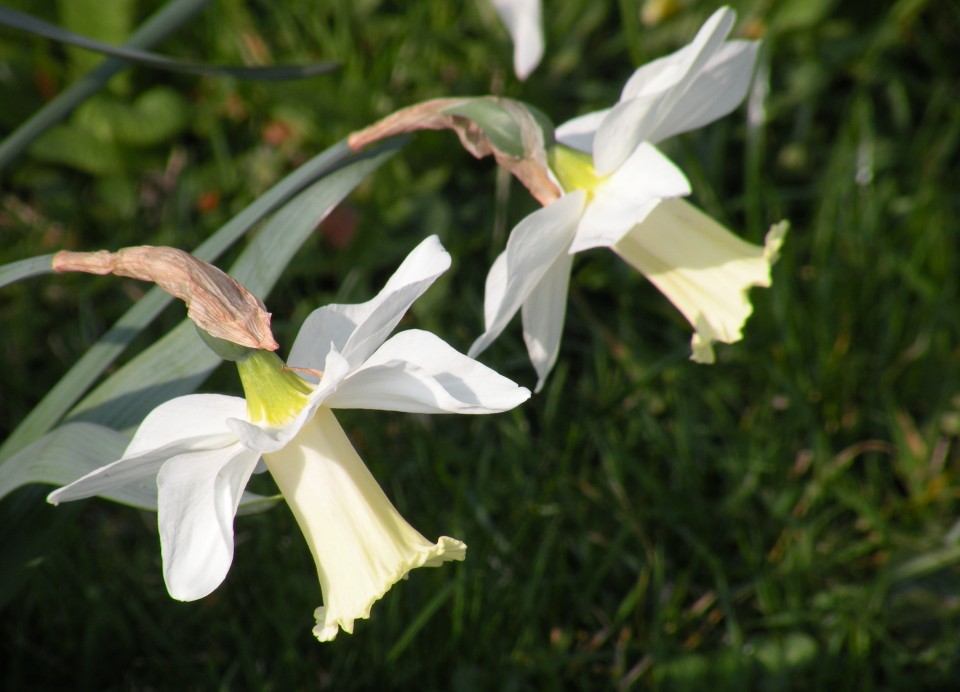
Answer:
[236,350,313,426]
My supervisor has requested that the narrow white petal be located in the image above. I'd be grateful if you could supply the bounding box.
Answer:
[491,0,544,80]
[571,143,691,253]
[593,93,670,176]
[288,236,451,372]
[158,443,261,601]
[594,7,738,175]
[664,6,737,88]
[263,407,465,641]
[619,43,700,101]
[591,47,707,163]
[613,198,787,362]
[125,394,247,456]
[479,249,509,344]
[328,329,530,413]
[469,192,585,358]
[47,443,179,505]
[647,40,759,143]
[521,250,574,392]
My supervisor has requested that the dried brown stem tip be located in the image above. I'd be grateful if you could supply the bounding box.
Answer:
[53,246,279,352]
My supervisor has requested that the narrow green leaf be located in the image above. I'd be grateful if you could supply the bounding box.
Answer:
[0,7,337,81]
[0,254,55,290]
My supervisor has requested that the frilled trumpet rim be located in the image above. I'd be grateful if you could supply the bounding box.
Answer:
[614,198,787,363]
[262,406,466,641]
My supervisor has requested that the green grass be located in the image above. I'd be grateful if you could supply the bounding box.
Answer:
[3,0,960,688]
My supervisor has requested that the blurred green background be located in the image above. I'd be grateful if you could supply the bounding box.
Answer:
[3,0,960,688]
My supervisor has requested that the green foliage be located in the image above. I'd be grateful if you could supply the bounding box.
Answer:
[2,0,960,689]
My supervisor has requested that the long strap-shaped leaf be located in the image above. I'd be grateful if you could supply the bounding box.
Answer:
[0,8,336,81]
[0,254,57,290]
[0,139,403,505]
[0,0,208,173]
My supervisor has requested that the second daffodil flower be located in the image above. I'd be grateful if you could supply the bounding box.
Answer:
[469,6,787,390]
[48,236,530,641]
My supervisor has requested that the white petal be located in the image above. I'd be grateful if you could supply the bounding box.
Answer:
[327,329,530,413]
[47,443,179,505]
[521,249,574,392]
[262,407,465,641]
[621,8,736,101]
[125,394,247,456]
[157,443,261,601]
[619,44,699,102]
[47,396,243,505]
[612,198,787,362]
[592,91,669,176]
[571,143,691,253]
[593,7,737,175]
[555,108,609,153]
[480,249,509,340]
[563,38,716,155]
[288,236,451,373]
[469,192,585,358]
[647,40,759,143]
[491,0,544,80]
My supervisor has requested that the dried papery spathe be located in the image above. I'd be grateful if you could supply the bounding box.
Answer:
[53,246,278,352]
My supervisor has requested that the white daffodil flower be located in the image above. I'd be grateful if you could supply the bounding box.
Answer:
[470,6,785,390]
[490,0,544,80]
[48,236,530,642]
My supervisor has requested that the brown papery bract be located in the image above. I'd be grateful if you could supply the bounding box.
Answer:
[349,97,561,206]
[53,246,278,352]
